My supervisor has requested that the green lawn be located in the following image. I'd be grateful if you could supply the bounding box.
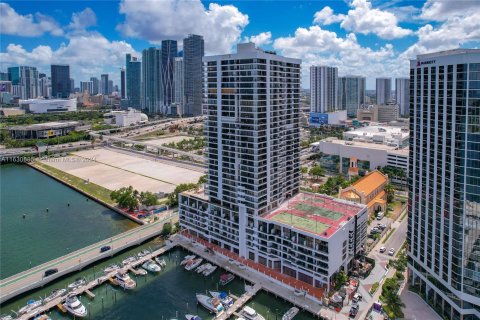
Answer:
[33,162,115,205]
[294,203,343,220]
[271,212,329,234]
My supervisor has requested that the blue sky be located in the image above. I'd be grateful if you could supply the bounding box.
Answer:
[1,0,479,88]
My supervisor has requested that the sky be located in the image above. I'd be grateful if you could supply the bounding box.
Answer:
[1,0,479,89]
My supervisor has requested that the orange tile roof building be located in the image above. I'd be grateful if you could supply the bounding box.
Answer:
[339,170,388,216]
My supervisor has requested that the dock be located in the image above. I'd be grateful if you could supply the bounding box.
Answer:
[0,213,177,304]
[14,241,176,320]
[217,284,261,320]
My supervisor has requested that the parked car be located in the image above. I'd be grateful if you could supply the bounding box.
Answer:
[44,268,58,277]
[100,245,111,253]
[352,293,363,302]
[379,246,386,253]
[376,212,384,220]
[349,304,359,318]
[376,223,387,230]
[388,248,395,256]
[371,227,379,234]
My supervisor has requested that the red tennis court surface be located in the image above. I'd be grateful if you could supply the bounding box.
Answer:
[262,192,364,238]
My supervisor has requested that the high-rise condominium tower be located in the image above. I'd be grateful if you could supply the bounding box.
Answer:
[338,76,366,117]
[183,34,204,116]
[395,78,410,117]
[90,77,99,95]
[408,49,480,320]
[376,77,391,104]
[126,54,141,108]
[310,66,338,113]
[120,68,126,99]
[51,65,70,98]
[142,47,163,114]
[101,74,109,95]
[161,40,177,111]
[8,66,39,99]
[174,57,184,107]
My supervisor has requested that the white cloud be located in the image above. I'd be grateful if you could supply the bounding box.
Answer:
[313,7,345,25]
[244,32,272,47]
[420,0,479,21]
[117,0,249,54]
[68,8,97,32]
[0,3,63,37]
[0,33,138,85]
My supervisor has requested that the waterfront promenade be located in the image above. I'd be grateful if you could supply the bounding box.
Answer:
[0,213,177,304]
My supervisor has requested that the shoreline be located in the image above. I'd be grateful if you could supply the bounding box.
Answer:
[27,161,145,225]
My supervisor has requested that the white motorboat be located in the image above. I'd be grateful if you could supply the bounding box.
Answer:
[0,315,13,320]
[196,263,210,274]
[180,255,196,265]
[137,249,151,258]
[185,258,203,271]
[282,307,299,320]
[122,256,137,266]
[104,263,120,274]
[241,306,265,320]
[114,271,136,289]
[67,278,86,290]
[18,299,42,315]
[185,315,202,320]
[63,295,87,318]
[203,266,217,276]
[44,288,67,303]
[142,260,161,273]
[196,294,223,314]
[209,291,234,307]
[132,267,147,276]
[154,257,166,267]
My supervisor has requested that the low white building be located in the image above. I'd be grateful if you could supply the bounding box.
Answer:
[19,98,77,113]
[103,108,148,127]
[343,124,409,148]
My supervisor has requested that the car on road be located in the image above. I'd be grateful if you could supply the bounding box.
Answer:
[352,293,363,303]
[44,268,58,277]
[100,245,111,253]
[349,304,359,318]
[388,248,395,256]
[379,246,386,253]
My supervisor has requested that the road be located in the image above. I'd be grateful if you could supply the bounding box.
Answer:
[0,212,177,304]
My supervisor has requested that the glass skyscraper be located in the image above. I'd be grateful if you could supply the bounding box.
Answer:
[376,77,392,104]
[141,47,162,114]
[408,49,480,320]
[8,66,39,99]
[51,64,70,98]
[183,34,204,116]
[338,75,366,117]
[395,77,410,118]
[161,40,177,111]
[126,54,141,109]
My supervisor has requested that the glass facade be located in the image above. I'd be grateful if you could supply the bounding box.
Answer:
[50,64,70,98]
[183,34,204,116]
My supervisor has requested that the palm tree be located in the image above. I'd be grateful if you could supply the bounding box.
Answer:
[382,290,405,318]
[384,183,395,203]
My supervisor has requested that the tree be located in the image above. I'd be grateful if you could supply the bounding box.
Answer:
[300,167,308,178]
[167,183,198,206]
[384,183,395,203]
[309,165,325,179]
[139,191,158,207]
[110,186,139,211]
[198,175,207,185]
[382,289,405,318]
[160,222,173,236]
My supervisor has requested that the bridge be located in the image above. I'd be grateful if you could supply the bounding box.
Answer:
[0,213,177,304]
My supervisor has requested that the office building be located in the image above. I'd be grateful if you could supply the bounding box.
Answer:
[376,78,391,104]
[161,40,177,111]
[174,57,184,107]
[183,34,204,116]
[8,66,39,99]
[101,74,109,95]
[0,72,9,81]
[141,47,163,113]
[179,43,367,294]
[338,76,366,117]
[407,49,480,320]
[126,54,141,109]
[90,77,99,95]
[70,78,75,93]
[395,78,410,118]
[108,80,113,94]
[50,65,70,98]
[357,104,399,123]
[310,66,338,113]
[80,81,93,94]
[120,68,126,99]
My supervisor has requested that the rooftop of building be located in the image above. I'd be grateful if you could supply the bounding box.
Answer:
[318,138,409,154]
[262,192,365,239]
[416,48,480,59]
[347,170,388,196]
[8,121,80,130]
[181,188,209,201]
[19,98,76,104]
[343,125,409,141]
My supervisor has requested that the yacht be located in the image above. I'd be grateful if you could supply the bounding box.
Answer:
[132,267,147,276]
[0,315,13,320]
[104,263,120,274]
[203,266,217,276]
[67,278,86,290]
[196,263,210,273]
[196,294,223,314]
[154,257,166,267]
[219,273,235,286]
[185,315,202,320]
[18,299,42,315]
[209,291,234,307]
[63,295,87,318]
[241,306,265,320]
[281,307,299,320]
[114,271,136,289]
[137,249,151,258]
[122,256,137,266]
[44,288,67,303]
[180,255,196,265]
[142,260,162,273]
[185,258,203,271]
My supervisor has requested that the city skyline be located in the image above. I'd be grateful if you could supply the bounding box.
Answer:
[1,0,479,89]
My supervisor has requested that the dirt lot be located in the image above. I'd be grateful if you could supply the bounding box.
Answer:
[139,135,194,145]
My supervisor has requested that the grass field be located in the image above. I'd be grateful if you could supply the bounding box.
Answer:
[270,212,329,234]
[294,203,343,220]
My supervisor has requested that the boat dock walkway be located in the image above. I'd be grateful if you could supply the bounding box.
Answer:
[172,235,334,319]
[16,242,177,320]
[217,284,261,320]
[0,212,177,304]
